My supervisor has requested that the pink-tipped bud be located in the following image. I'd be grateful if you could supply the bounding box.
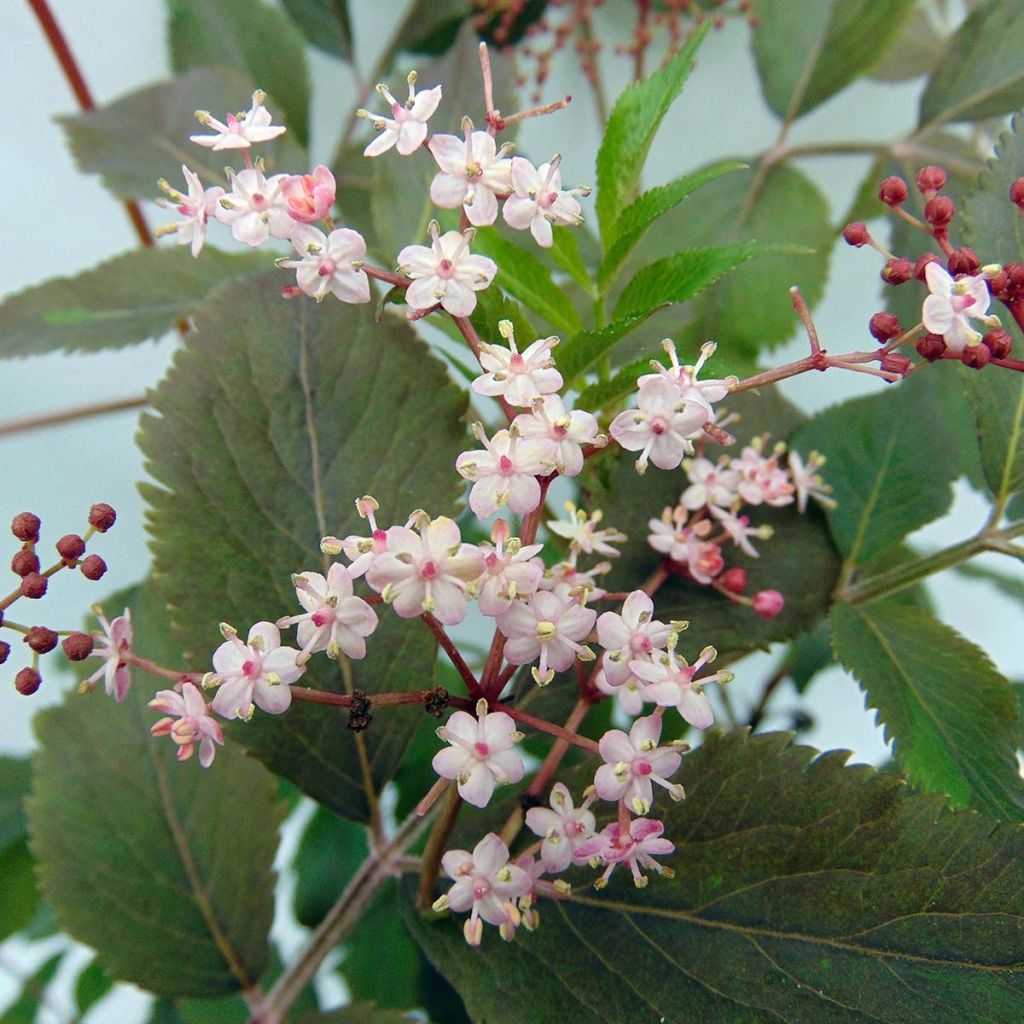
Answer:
[982,329,1013,359]
[878,176,909,207]
[80,555,107,581]
[719,567,748,594]
[25,626,58,654]
[281,285,303,299]
[752,589,785,618]
[914,252,941,281]
[948,247,980,275]
[11,513,41,543]
[11,550,40,577]
[916,333,947,361]
[87,503,117,533]
[880,352,913,377]
[15,667,41,695]
[62,632,95,661]
[1011,178,1024,210]
[56,533,86,563]
[842,222,871,247]
[924,195,954,226]
[868,312,902,342]
[281,166,336,224]
[962,343,990,369]
[881,258,914,285]
[20,573,47,599]
[916,165,947,194]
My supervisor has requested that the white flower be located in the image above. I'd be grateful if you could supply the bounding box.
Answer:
[277,224,371,303]
[594,716,685,815]
[525,782,597,873]
[596,590,672,686]
[456,424,554,519]
[215,167,293,247]
[358,72,441,157]
[154,165,224,258]
[497,590,596,685]
[648,509,725,582]
[149,683,224,768]
[428,119,513,227]
[708,505,771,558]
[502,155,590,248]
[787,450,836,513]
[730,441,795,507]
[472,320,563,408]
[546,502,626,558]
[640,340,733,416]
[473,520,544,617]
[630,638,731,730]
[921,263,997,354]
[512,395,604,476]
[210,622,305,720]
[190,90,286,150]
[609,377,709,473]
[84,606,133,702]
[681,456,739,510]
[397,222,497,318]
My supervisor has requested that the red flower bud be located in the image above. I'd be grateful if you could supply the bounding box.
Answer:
[881,258,915,285]
[87,503,117,533]
[80,555,107,581]
[916,165,947,194]
[0,640,9,665]
[25,626,58,654]
[62,632,95,661]
[916,333,947,361]
[1009,178,1024,210]
[947,247,980,275]
[11,512,41,543]
[20,572,48,599]
[15,667,41,695]
[924,195,955,226]
[11,550,40,577]
[962,344,991,369]
[842,222,871,247]
[56,533,86,562]
[880,352,913,377]
[914,252,941,280]
[878,176,909,206]
[868,312,902,342]
[752,590,785,618]
[982,329,1013,359]
[720,567,748,594]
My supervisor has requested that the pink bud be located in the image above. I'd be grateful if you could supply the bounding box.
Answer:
[752,589,785,618]
[281,166,336,224]
[719,567,748,594]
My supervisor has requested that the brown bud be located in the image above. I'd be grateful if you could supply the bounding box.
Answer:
[80,555,107,581]
[982,329,1013,359]
[25,626,58,654]
[916,165,947,194]
[988,270,1012,300]
[916,333,947,361]
[20,573,48,599]
[0,640,9,665]
[881,258,915,285]
[15,667,41,695]
[423,685,450,718]
[878,175,909,206]
[869,312,902,342]
[62,632,95,661]
[11,512,41,543]
[880,352,913,377]
[11,550,40,577]
[720,567,748,594]
[914,252,941,280]
[1011,178,1024,210]
[924,195,955,226]
[87,503,117,533]
[948,247,980,276]
[962,344,991,369]
[1008,263,1024,290]
[842,221,871,247]
[56,533,86,562]
[346,689,373,732]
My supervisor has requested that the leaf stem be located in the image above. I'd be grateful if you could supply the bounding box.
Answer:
[417,784,462,911]
[0,393,149,439]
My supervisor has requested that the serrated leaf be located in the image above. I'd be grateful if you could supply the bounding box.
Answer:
[0,756,31,850]
[28,585,279,998]
[168,0,311,146]
[281,0,354,61]
[598,160,747,288]
[790,374,959,567]
[919,0,1024,128]
[60,67,306,201]
[472,229,582,335]
[468,284,536,351]
[753,0,915,121]
[408,728,1024,1024]
[0,247,264,358]
[595,26,706,243]
[963,112,1024,266]
[964,364,1024,505]
[785,620,834,695]
[546,227,593,293]
[831,600,1024,819]
[138,273,467,821]
[556,306,668,384]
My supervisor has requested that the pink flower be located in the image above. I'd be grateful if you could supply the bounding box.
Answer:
[525,782,597,873]
[502,156,590,248]
[708,505,771,558]
[609,377,709,473]
[320,495,389,578]
[547,502,626,558]
[921,263,997,354]
[497,590,596,685]
[433,833,533,945]
[575,818,675,889]
[281,165,336,223]
[596,590,672,686]
[154,165,224,258]
[787,450,836,513]
[731,442,795,507]
[473,520,544,617]
[210,622,305,720]
[540,556,612,603]
[215,167,293,247]
[648,510,724,582]
[190,90,286,150]
[84,606,133,701]
[428,120,513,227]
[365,513,484,625]
[630,638,731,730]
[397,222,497,318]
[472,320,563,408]
[594,665,650,716]
[149,683,224,768]
[512,395,604,476]
[456,424,553,518]
[358,73,441,157]
[276,563,378,662]
[640,340,733,415]
[278,225,370,304]
[681,456,739,510]
[432,698,525,807]
[594,716,685,815]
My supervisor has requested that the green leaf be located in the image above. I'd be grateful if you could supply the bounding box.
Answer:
[75,960,114,1018]
[547,227,594,294]
[469,284,537,352]
[831,600,1024,819]
[785,620,834,695]
[919,0,1024,128]
[556,307,669,384]
[753,0,915,121]
[0,756,31,850]
[0,843,39,943]
[0,953,62,1024]
[392,0,471,55]
[138,274,467,822]
[964,364,1024,505]
[281,0,353,60]
[584,391,840,659]
[598,160,747,288]
[595,26,707,243]
[168,0,311,146]
[0,247,264,358]
[60,67,306,201]
[294,807,366,928]
[296,1006,431,1024]
[472,229,582,335]
[869,5,946,82]
[408,729,1024,1024]
[28,585,279,998]
[790,374,960,567]
[964,112,1024,266]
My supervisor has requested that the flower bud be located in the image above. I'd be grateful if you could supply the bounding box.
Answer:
[15,667,41,695]
[281,166,336,224]
[25,626,58,654]
[880,352,913,377]
[719,567,748,594]
[924,195,954,226]
[56,533,86,562]
[0,640,9,665]
[11,550,40,577]
[11,512,41,543]
[915,165,946,194]
[881,258,914,285]
[982,329,1013,359]
[913,252,941,280]
[62,632,95,661]
[20,572,48,599]
[961,343,990,369]
[842,222,870,247]
[947,247,980,275]
[752,589,785,618]
[868,312,902,342]
[80,555,107,581]
[1011,178,1024,210]
[878,176,908,206]
[916,333,947,361]
[87,503,117,533]
[1008,262,1024,291]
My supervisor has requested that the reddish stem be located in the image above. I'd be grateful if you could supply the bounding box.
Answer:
[420,612,483,698]
[452,316,515,422]
[361,264,410,289]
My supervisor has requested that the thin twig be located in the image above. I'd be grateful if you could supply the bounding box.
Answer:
[0,394,150,439]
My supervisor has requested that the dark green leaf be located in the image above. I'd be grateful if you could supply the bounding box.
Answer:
[964,112,1024,265]
[75,960,114,1018]
[0,953,62,1024]
[60,67,305,201]
[0,247,264,358]
[964,364,1024,505]
[168,0,311,146]
[546,227,593,294]
[469,284,537,352]
[785,620,834,694]
[295,1005,428,1024]
[831,600,1024,819]
[393,0,471,55]
[595,26,707,243]
[557,307,669,384]
[598,160,747,288]
[790,374,959,567]
[0,756,31,850]
[281,0,354,61]
[0,843,39,943]
[28,585,279,998]
[753,0,915,121]
[294,807,367,928]
[472,229,582,335]
[138,274,467,821]
[919,0,1024,128]
[408,729,1024,1024]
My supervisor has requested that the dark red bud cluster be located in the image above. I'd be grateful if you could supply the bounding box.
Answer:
[20,573,48,599]
[15,667,41,695]
[25,626,58,654]
[880,352,913,377]
[947,247,980,275]
[916,165,947,195]
[56,534,86,562]
[88,503,117,533]
[982,329,1013,359]
[914,252,941,280]
[11,550,39,577]
[11,512,41,543]
[62,632,94,661]
[719,567,748,594]
[80,555,107,581]
[869,312,902,341]
[916,333,947,361]
[924,195,955,227]
[878,176,909,206]
[0,640,9,665]
[988,262,1024,303]
[962,344,991,369]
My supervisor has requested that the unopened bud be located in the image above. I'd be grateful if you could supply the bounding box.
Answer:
[0,640,9,665]
[878,175,909,206]
[87,503,117,533]
[915,165,947,194]
[719,567,748,594]
[15,667,41,695]
[56,533,86,562]
[868,312,902,342]
[25,626,59,654]
[842,222,870,247]
[1008,263,1024,290]
[962,343,990,369]
[924,195,954,226]
[914,252,941,281]
[80,555,107,581]
[62,632,95,661]
[880,351,913,377]
[881,258,915,285]
[916,333,947,361]
[11,550,40,577]
[752,589,785,618]
[948,247,980,275]
[20,572,47,599]
[982,329,1013,359]
[11,513,41,543]
[1011,178,1024,210]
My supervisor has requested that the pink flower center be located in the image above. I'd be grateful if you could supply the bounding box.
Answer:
[631,634,652,653]
[372,528,388,550]
[472,879,491,900]
[312,608,333,627]
[251,193,267,209]
[318,259,337,277]
[509,353,525,371]
[473,741,491,758]
[650,415,668,436]
[539,190,559,209]
[498,454,514,475]
[420,560,439,579]
[952,293,977,313]
[567,819,586,836]
[437,258,456,279]
[242,659,261,679]
[634,760,653,776]
[485,551,500,571]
